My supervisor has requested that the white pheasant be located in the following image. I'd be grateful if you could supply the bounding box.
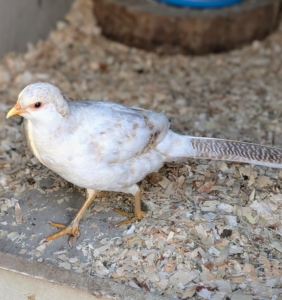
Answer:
[7,82,282,245]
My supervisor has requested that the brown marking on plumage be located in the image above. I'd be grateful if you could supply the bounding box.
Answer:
[100,131,106,135]
[91,141,100,149]
[137,131,161,155]
[68,124,80,134]
[106,147,120,165]
[131,123,139,138]
[91,140,104,162]
[130,164,135,174]
[110,159,119,165]
[144,116,154,130]
[91,140,103,155]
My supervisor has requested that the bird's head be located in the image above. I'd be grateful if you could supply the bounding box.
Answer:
[6,82,70,121]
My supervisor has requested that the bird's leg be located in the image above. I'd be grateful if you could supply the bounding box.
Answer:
[43,189,98,246]
[114,189,147,226]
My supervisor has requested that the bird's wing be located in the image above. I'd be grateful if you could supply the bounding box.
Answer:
[71,101,170,164]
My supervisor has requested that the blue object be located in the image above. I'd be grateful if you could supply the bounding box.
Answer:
[157,0,242,8]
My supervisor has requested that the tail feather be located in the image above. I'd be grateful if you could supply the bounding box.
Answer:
[157,131,282,168]
[189,137,282,168]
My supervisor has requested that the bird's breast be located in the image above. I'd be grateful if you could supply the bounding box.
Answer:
[25,120,45,164]
[26,121,69,168]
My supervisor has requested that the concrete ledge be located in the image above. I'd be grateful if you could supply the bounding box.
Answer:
[0,251,169,300]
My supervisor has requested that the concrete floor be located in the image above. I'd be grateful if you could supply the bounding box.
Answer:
[0,187,126,262]
[0,187,170,299]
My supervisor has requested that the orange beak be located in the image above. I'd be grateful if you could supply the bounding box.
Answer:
[6,103,27,118]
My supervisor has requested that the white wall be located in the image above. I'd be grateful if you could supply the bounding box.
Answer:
[0,0,73,57]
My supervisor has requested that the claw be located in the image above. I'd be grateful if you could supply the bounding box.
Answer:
[116,211,147,227]
[44,221,80,244]
[47,221,67,229]
[41,189,99,246]
[68,231,81,247]
[113,209,134,218]
[68,235,74,247]
[114,189,147,227]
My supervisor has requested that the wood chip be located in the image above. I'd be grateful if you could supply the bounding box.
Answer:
[14,202,23,224]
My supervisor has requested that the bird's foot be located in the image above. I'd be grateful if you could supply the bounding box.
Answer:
[114,209,147,227]
[42,220,80,247]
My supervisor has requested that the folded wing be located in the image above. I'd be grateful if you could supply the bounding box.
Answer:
[71,101,170,164]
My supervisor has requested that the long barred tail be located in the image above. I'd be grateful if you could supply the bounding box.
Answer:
[189,137,282,168]
[157,131,282,168]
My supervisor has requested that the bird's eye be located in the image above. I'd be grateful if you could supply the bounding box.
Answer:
[33,102,42,108]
